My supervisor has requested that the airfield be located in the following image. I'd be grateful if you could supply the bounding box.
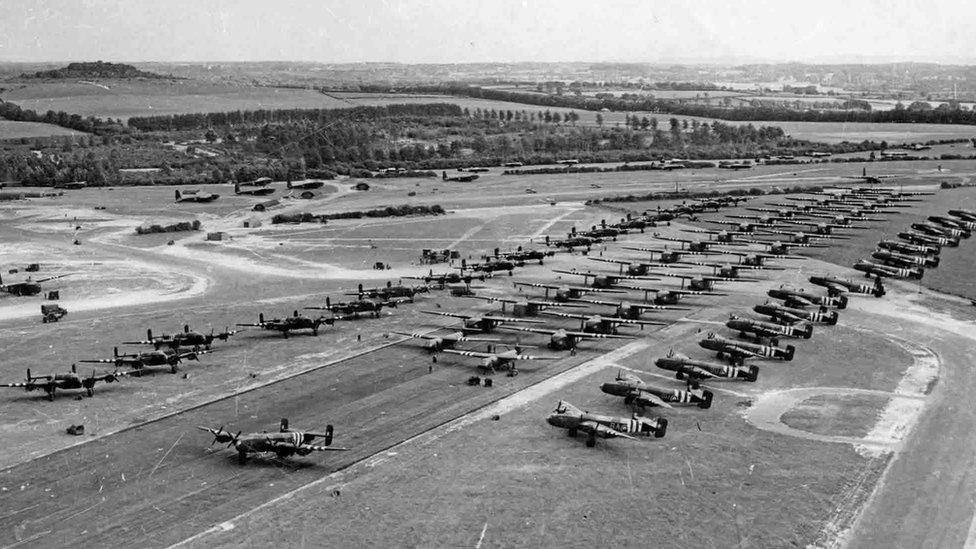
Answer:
[1,159,976,547]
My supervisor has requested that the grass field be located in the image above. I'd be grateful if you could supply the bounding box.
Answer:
[6,80,976,143]
[0,119,87,139]
[0,80,350,121]
[1,159,973,546]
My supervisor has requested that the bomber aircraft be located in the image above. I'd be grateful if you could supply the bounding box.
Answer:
[305,297,398,319]
[698,332,795,364]
[600,370,713,409]
[853,260,923,280]
[726,314,813,342]
[237,311,335,337]
[753,302,839,325]
[767,286,848,309]
[809,275,886,297]
[125,325,239,350]
[655,350,758,382]
[0,363,127,400]
[81,347,210,373]
[546,400,667,447]
[198,418,347,464]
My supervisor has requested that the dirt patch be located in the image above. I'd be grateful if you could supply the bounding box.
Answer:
[781,392,890,438]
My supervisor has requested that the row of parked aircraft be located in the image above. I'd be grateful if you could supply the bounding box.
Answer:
[542,185,942,446]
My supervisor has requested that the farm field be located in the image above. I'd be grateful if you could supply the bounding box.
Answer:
[0,80,351,121]
[1,158,975,547]
[6,80,976,143]
[0,119,87,139]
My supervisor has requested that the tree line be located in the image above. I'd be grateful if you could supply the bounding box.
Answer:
[348,84,976,127]
[127,103,465,132]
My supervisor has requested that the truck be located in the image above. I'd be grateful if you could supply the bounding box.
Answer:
[41,304,68,323]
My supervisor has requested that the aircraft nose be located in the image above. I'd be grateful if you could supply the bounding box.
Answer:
[599,383,626,396]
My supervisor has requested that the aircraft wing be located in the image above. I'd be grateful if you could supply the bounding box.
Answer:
[84,370,128,383]
[36,274,71,284]
[466,296,516,305]
[587,257,630,265]
[634,391,673,409]
[568,331,634,340]
[390,331,435,340]
[0,382,33,388]
[615,370,644,385]
[441,349,493,359]
[481,315,545,324]
[605,317,668,326]
[78,358,119,364]
[526,299,587,308]
[683,365,717,379]
[578,421,635,440]
[542,311,586,320]
[420,310,470,320]
[496,326,557,336]
[571,297,618,306]
[513,354,560,361]
[514,282,558,290]
[302,444,350,452]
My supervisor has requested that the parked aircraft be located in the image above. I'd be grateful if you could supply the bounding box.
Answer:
[766,286,847,309]
[547,400,667,447]
[753,302,839,325]
[124,325,239,350]
[0,273,69,297]
[80,347,210,373]
[237,311,335,337]
[175,189,219,203]
[809,275,886,297]
[698,332,795,364]
[853,259,923,280]
[439,344,559,375]
[600,370,713,409]
[465,295,584,316]
[388,331,499,352]
[234,183,275,196]
[420,310,544,333]
[287,180,325,190]
[513,282,626,302]
[0,364,127,400]
[198,418,347,464]
[542,310,666,334]
[655,350,758,382]
[499,325,633,350]
[726,314,813,342]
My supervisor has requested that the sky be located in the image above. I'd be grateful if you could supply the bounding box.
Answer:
[1,0,975,65]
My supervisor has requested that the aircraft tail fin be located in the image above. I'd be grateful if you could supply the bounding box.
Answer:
[784,344,796,362]
[698,390,714,409]
[280,418,289,432]
[746,365,759,382]
[324,425,334,446]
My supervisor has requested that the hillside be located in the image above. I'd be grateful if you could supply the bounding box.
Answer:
[21,61,168,80]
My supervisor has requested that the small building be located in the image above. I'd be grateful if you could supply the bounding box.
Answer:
[353,182,370,191]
